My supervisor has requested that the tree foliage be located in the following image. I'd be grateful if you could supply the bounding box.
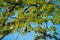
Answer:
[0,0,60,40]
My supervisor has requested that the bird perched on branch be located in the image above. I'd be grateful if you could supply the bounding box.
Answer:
[6,5,16,12]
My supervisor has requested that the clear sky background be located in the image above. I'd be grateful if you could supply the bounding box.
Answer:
[0,0,60,40]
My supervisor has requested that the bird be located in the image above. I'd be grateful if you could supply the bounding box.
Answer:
[6,5,16,12]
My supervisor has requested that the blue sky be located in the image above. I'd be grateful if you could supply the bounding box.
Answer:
[2,31,35,40]
[0,0,60,40]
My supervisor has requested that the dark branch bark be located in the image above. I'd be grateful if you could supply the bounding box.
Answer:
[45,22,48,28]
[47,34,57,40]
[0,30,12,40]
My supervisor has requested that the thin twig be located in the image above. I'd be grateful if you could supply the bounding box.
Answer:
[15,32,20,40]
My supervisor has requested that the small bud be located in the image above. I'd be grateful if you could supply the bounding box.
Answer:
[10,25,13,29]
